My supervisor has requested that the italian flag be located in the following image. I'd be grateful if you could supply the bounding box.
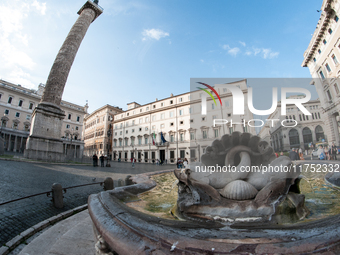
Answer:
[152,132,156,145]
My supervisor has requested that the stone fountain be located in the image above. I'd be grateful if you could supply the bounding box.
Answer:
[174,132,308,223]
[88,132,340,254]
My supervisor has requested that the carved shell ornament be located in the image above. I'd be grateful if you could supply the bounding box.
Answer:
[188,132,294,200]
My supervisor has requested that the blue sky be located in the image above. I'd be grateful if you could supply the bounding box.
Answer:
[0,0,323,112]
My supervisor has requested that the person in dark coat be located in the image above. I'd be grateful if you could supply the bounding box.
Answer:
[93,154,98,167]
[289,148,300,161]
[100,154,105,167]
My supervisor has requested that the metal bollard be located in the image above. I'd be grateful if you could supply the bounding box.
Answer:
[125,175,133,186]
[52,183,64,208]
[103,177,114,191]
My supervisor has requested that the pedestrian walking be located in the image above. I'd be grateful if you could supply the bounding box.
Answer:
[132,157,136,168]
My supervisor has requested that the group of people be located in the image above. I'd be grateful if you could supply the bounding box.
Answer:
[316,142,338,160]
[92,154,106,167]
[177,158,188,168]
[288,148,303,161]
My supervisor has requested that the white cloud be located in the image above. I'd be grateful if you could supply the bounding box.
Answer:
[0,0,46,87]
[245,51,252,56]
[253,47,261,56]
[142,28,169,41]
[32,0,46,15]
[239,41,246,47]
[262,48,279,59]
[222,44,240,57]
[200,59,204,63]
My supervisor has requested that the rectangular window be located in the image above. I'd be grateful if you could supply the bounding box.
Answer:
[153,105,156,109]
[332,54,338,65]
[180,133,184,141]
[170,135,174,142]
[138,138,142,145]
[170,111,174,117]
[212,103,215,110]
[320,70,325,79]
[26,115,30,120]
[180,150,185,159]
[229,127,233,134]
[145,137,148,144]
[8,97,12,104]
[18,100,23,107]
[179,109,183,115]
[125,140,128,146]
[190,149,196,159]
[179,98,183,102]
[203,130,207,139]
[190,132,195,140]
[119,140,122,146]
[318,49,322,54]
[15,112,20,118]
[66,124,70,129]
[335,16,339,22]
[77,116,80,122]
[326,63,331,73]
[327,90,332,100]
[170,100,173,104]
[132,129,135,133]
[323,39,327,45]
[214,129,219,138]
[5,109,9,115]
[335,83,340,94]
[68,114,71,120]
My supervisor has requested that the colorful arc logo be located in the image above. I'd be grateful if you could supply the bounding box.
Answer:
[197,82,222,106]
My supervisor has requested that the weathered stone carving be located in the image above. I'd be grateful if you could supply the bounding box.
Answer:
[174,132,308,223]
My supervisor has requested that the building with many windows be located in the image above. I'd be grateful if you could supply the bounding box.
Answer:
[259,96,326,152]
[302,0,340,145]
[82,104,123,157]
[111,80,256,164]
[0,79,87,158]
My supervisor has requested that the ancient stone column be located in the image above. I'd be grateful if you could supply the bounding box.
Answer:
[24,1,103,161]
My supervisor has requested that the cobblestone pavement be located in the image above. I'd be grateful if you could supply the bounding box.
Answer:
[0,159,174,246]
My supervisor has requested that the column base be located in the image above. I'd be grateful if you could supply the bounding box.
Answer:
[24,135,65,162]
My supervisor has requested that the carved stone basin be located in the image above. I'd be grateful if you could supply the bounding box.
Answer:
[88,170,340,255]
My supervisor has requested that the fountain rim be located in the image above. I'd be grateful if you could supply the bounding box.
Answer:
[88,169,340,254]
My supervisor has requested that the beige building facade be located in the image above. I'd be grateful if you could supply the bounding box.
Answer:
[302,0,340,145]
[0,79,87,158]
[259,96,326,152]
[82,104,123,157]
[111,80,256,164]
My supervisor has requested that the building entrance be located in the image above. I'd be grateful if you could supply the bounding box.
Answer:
[160,149,165,163]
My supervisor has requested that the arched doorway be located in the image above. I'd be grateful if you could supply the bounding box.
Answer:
[289,129,300,149]
[315,125,325,142]
[302,127,313,149]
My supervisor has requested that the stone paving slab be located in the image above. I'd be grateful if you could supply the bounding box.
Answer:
[0,159,173,246]
[17,210,95,255]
